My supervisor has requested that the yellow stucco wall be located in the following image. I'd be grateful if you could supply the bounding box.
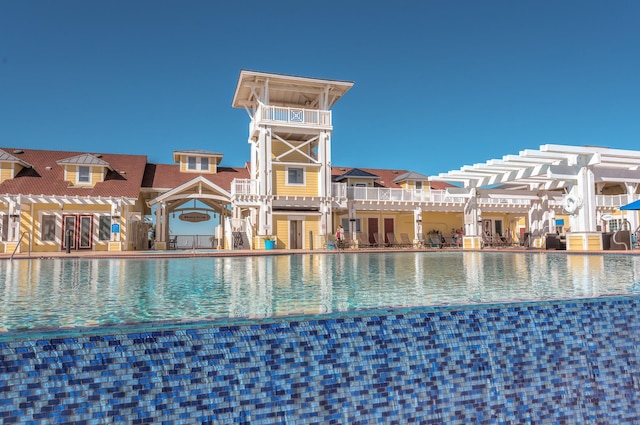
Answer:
[273,166,319,196]
[421,211,464,235]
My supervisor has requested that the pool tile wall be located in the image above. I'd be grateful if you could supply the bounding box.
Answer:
[1,297,640,424]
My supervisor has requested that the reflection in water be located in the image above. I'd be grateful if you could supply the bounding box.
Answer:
[1,252,640,331]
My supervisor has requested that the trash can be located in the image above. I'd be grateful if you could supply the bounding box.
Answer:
[265,239,275,250]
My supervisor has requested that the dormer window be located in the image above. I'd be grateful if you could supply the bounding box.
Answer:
[173,150,222,173]
[57,153,112,187]
[78,166,90,184]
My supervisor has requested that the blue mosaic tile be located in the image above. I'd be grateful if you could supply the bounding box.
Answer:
[1,297,640,423]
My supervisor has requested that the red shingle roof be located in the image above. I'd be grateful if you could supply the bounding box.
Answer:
[142,164,249,191]
[0,148,147,199]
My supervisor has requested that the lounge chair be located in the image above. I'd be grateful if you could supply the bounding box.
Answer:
[386,232,402,248]
[426,233,442,248]
[481,232,492,248]
[441,235,454,248]
[373,232,387,248]
[357,233,374,248]
[399,233,414,248]
[341,233,353,249]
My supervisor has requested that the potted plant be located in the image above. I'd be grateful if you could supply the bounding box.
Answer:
[263,235,276,250]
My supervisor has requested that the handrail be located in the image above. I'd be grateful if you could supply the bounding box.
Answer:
[10,231,30,261]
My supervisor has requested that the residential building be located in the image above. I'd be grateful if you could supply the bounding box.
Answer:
[2,70,639,254]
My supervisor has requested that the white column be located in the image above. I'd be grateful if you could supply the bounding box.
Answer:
[625,183,639,233]
[414,208,423,244]
[463,188,479,236]
[348,201,357,241]
[573,166,596,232]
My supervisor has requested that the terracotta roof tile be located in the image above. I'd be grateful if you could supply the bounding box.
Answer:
[142,164,249,191]
[0,148,147,199]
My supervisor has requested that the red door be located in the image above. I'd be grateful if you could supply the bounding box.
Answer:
[62,214,93,250]
[367,218,378,244]
[384,218,394,245]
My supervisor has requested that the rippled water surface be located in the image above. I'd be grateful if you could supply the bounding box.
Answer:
[2,252,640,331]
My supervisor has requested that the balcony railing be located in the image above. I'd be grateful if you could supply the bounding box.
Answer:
[232,179,634,208]
[231,179,258,197]
[257,104,332,128]
[345,186,431,202]
[596,194,632,208]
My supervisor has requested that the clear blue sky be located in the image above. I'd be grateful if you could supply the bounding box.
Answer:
[2,0,639,178]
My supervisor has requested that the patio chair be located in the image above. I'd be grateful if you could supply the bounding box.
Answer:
[341,233,353,249]
[426,233,442,248]
[356,233,374,248]
[400,233,414,248]
[386,232,402,248]
[482,232,492,248]
[442,235,457,248]
[373,232,387,248]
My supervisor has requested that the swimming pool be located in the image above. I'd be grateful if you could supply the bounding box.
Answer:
[2,251,640,424]
[2,251,639,332]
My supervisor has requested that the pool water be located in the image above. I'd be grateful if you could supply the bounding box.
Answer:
[1,251,639,331]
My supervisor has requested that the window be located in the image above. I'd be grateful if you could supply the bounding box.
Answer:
[608,219,622,232]
[200,157,209,171]
[287,167,304,185]
[78,166,90,183]
[99,216,111,241]
[415,181,422,190]
[188,157,196,170]
[42,215,56,241]
[342,218,361,232]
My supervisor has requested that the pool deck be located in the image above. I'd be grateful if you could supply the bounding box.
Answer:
[2,245,639,260]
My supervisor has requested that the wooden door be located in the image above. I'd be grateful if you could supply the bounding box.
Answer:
[367,217,378,244]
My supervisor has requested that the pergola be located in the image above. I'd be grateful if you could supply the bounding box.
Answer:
[429,144,640,250]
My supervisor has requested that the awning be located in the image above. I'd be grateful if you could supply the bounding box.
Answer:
[620,199,640,210]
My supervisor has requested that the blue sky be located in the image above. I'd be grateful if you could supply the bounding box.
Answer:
[2,1,639,177]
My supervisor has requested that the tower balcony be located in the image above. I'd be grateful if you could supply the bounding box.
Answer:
[251,104,332,135]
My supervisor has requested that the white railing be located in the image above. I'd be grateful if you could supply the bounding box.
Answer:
[331,183,347,198]
[257,104,332,127]
[477,197,531,206]
[596,194,632,208]
[231,179,633,208]
[346,187,431,202]
[430,190,469,204]
[231,179,258,197]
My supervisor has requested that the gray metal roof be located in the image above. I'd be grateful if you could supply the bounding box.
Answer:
[0,149,32,167]
[334,168,380,182]
[392,171,430,183]
[56,153,113,169]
